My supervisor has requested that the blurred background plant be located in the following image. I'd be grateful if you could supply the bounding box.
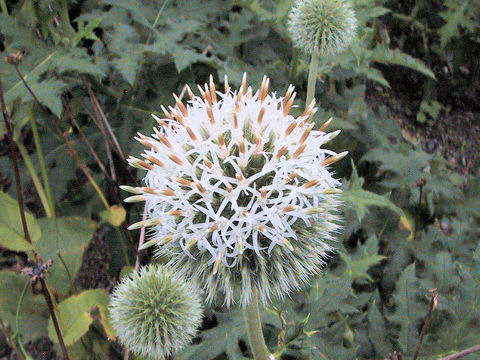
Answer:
[0,0,478,359]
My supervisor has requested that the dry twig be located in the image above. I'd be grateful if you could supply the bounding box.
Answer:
[413,288,439,360]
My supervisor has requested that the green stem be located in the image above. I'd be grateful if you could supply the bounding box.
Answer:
[0,0,8,15]
[116,227,131,266]
[30,115,55,216]
[306,51,321,107]
[244,290,271,360]
[16,141,55,217]
[14,281,34,360]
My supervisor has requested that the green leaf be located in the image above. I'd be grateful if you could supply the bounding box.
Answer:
[338,235,387,282]
[48,289,114,346]
[343,162,402,221]
[371,47,436,80]
[367,292,391,357]
[35,217,96,295]
[0,192,41,251]
[0,271,49,342]
[387,264,427,355]
[176,310,246,360]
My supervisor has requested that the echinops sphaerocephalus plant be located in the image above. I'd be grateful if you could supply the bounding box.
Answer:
[122,74,345,308]
[109,265,203,360]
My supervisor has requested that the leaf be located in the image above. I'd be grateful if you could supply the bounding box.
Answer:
[100,205,126,227]
[35,217,96,295]
[343,162,402,221]
[387,264,427,355]
[367,293,391,357]
[0,192,41,251]
[371,47,436,80]
[48,289,114,346]
[0,271,49,342]
[338,235,387,282]
[176,310,246,360]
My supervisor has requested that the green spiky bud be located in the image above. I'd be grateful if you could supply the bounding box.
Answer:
[109,265,203,360]
[287,0,357,56]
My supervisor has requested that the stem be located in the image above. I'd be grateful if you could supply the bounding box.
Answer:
[0,80,32,245]
[16,141,54,218]
[0,319,26,360]
[62,97,109,178]
[0,79,71,360]
[306,51,321,108]
[413,289,438,360]
[50,113,110,209]
[14,281,32,360]
[40,278,70,360]
[0,0,8,15]
[437,345,480,360]
[30,115,55,216]
[244,290,271,360]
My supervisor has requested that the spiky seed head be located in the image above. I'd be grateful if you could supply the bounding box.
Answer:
[123,74,344,307]
[287,0,357,56]
[109,265,203,360]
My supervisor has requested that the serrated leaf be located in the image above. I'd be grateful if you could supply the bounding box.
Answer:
[35,217,96,295]
[371,47,435,80]
[338,235,387,282]
[387,264,427,355]
[176,310,245,360]
[48,289,114,345]
[343,162,402,221]
[367,292,391,357]
[0,192,41,251]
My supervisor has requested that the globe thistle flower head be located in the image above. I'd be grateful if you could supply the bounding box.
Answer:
[287,0,357,56]
[123,74,345,307]
[109,265,203,360]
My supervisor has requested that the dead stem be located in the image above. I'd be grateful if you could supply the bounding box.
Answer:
[437,345,480,360]
[83,77,125,160]
[62,97,109,178]
[413,289,438,360]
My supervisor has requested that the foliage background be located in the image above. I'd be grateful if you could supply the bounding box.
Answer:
[0,0,479,359]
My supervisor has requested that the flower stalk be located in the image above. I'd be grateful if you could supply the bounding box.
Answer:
[306,50,321,108]
[244,289,271,360]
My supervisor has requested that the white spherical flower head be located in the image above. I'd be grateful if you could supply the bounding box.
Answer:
[123,74,345,307]
[288,0,357,56]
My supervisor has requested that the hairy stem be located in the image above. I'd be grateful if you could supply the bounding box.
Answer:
[16,141,54,217]
[306,51,320,108]
[244,290,271,360]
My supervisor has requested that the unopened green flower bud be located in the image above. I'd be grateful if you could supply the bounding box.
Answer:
[109,265,203,360]
[288,0,357,56]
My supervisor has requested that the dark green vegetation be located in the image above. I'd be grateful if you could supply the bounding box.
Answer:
[0,0,479,359]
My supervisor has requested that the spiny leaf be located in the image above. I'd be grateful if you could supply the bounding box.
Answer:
[387,264,427,355]
[342,161,402,221]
